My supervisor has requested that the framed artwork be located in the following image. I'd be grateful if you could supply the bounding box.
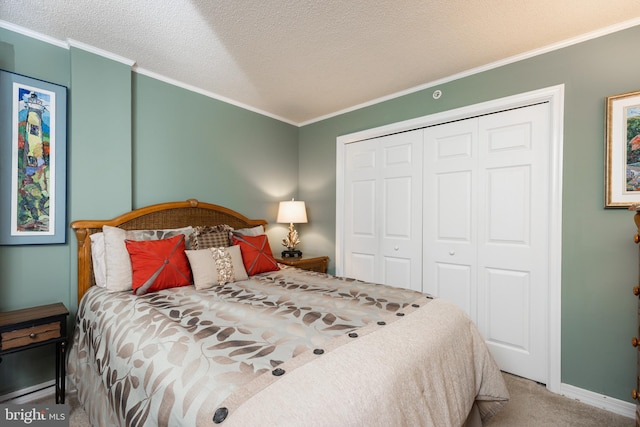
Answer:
[0,70,67,244]
[605,89,640,208]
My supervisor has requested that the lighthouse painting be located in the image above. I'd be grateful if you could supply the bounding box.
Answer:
[0,70,67,244]
[11,84,56,235]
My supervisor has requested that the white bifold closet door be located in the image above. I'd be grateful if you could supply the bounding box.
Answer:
[423,103,550,384]
[341,102,551,384]
[343,130,423,292]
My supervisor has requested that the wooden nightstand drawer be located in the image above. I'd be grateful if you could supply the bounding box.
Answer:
[276,256,329,273]
[1,321,62,350]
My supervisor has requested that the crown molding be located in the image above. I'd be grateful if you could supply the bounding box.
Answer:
[67,39,136,67]
[0,20,67,49]
[300,17,640,126]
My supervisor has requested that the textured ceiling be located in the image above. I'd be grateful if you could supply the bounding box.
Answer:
[2,1,640,125]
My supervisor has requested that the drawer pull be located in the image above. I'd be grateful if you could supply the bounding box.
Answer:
[633,389,639,400]
[29,333,37,339]
[633,337,640,347]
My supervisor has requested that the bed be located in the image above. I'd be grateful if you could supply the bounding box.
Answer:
[68,199,509,426]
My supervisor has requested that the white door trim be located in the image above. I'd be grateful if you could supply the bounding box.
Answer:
[336,85,564,392]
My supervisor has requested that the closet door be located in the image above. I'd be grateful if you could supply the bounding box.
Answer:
[476,104,549,384]
[343,130,423,291]
[423,103,550,384]
[422,118,478,319]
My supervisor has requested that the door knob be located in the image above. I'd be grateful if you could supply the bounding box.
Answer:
[449,250,455,256]
[394,246,399,251]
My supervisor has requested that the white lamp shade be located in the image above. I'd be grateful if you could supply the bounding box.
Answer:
[277,200,308,223]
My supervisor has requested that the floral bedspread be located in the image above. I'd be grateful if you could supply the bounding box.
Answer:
[67,266,507,426]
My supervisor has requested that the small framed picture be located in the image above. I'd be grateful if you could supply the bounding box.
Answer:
[605,89,640,208]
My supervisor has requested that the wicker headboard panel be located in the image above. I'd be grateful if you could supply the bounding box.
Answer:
[70,199,268,303]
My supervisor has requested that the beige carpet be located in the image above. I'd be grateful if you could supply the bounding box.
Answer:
[487,374,634,427]
[28,373,635,426]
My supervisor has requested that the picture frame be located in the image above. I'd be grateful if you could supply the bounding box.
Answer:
[0,70,67,244]
[605,89,640,208]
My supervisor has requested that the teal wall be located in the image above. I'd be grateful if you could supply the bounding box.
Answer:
[70,46,133,220]
[0,27,298,396]
[132,75,297,215]
[1,21,639,406]
[299,25,640,402]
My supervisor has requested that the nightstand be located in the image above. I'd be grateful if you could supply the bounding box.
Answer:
[0,303,69,404]
[276,256,329,273]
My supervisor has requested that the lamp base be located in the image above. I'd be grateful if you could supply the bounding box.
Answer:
[281,249,302,258]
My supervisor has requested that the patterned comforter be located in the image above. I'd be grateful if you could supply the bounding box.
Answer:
[67,266,508,426]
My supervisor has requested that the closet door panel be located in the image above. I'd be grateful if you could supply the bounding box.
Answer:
[435,171,472,242]
[423,119,478,318]
[346,178,377,279]
[350,253,376,282]
[381,175,416,289]
[343,130,422,290]
[350,179,376,238]
[435,262,473,315]
[344,141,379,280]
[486,166,531,245]
[380,133,423,291]
[484,268,530,351]
[477,104,550,383]
[383,257,412,289]
[383,176,413,239]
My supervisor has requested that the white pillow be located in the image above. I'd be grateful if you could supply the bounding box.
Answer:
[185,246,248,290]
[90,232,107,288]
[232,225,265,236]
[103,225,194,292]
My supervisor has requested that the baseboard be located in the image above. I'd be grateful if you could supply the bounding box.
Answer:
[560,382,635,419]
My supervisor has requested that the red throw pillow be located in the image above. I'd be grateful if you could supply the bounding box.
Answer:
[125,234,193,295]
[232,234,280,276]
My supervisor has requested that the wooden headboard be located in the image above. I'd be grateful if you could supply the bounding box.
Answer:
[70,199,268,303]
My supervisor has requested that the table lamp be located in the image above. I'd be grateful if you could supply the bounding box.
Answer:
[276,199,307,257]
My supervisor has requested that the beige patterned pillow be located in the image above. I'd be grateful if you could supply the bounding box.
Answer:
[189,225,233,250]
[185,246,248,290]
